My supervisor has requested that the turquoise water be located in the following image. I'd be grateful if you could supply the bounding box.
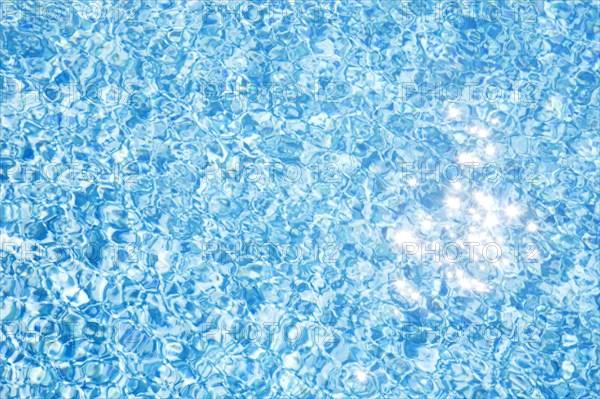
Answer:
[0,1,599,398]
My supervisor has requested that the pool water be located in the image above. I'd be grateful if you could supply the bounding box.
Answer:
[0,1,599,398]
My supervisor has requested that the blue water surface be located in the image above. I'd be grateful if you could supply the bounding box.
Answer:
[0,1,599,398]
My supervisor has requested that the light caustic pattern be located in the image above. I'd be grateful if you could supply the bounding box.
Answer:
[0,1,599,398]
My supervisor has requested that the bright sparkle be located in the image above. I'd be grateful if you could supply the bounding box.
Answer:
[450,270,490,293]
[445,196,461,210]
[458,152,480,164]
[421,218,433,230]
[393,230,416,246]
[504,204,521,218]
[474,192,494,210]
[484,214,499,228]
[355,370,369,383]
[484,144,496,156]
[447,106,462,120]
[526,222,538,232]
[407,177,418,187]
[393,279,422,302]
[469,125,490,138]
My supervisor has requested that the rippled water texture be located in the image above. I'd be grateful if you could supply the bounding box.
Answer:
[0,0,599,398]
